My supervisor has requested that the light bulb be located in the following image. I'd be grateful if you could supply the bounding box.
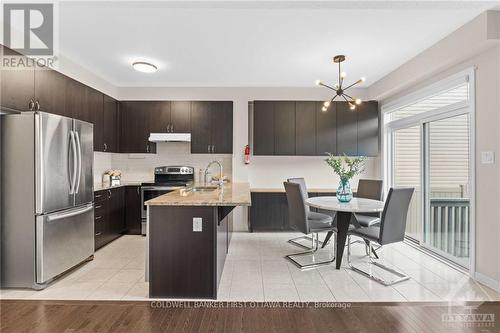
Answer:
[321,106,327,112]
[323,101,330,107]
[360,77,366,82]
[349,103,356,110]
[315,80,322,86]
[334,83,340,89]
[340,72,347,78]
[355,98,362,105]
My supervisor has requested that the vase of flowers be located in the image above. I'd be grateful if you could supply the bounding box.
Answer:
[325,153,366,203]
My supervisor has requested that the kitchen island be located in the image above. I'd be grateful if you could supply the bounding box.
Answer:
[145,183,251,299]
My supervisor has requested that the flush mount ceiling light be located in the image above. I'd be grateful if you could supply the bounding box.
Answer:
[316,55,365,111]
[132,61,158,73]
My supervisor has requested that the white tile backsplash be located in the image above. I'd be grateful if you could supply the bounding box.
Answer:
[94,152,112,184]
[109,142,232,183]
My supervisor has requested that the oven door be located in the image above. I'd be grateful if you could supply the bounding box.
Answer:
[141,186,180,234]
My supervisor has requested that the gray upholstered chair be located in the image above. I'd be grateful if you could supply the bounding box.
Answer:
[353,179,384,227]
[286,177,334,250]
[347,187,414,286]
[283,181,336,269]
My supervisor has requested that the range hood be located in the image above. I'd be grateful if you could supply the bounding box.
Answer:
[148,133,191,142]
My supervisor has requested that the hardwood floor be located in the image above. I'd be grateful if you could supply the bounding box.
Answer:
[1,300,498,332]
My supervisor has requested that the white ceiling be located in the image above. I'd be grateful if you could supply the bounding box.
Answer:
[57,1,496,87]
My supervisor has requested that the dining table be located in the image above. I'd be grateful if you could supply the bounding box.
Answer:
[305,196,385,269]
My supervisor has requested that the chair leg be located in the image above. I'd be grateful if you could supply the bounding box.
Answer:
[288,235,324,250]
[285,232,335,270]
[347,237,410,286]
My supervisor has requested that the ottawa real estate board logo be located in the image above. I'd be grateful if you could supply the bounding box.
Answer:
[2,3,56,68]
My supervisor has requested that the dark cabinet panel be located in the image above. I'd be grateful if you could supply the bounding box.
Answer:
[34,67,66,116]
[170,101,191,133]
[87,87,104,151]
[211,101,233,154]
[125,186,142,235]
[94,190,108,250]
[94,188,125,250]
[274,101,295,155]
[336,102,358,156]
[148,101,171,133]
[120,102,156,153]
[357,101,379,157]
[316,101,337,156]
[65,78,87,121]
[295,101,316,155]
[253,101,275,155]
[103,95,119,153]
[0,46,35,112]
[109,187,125,235]
[191,101,212,153]
[249,192,290,231]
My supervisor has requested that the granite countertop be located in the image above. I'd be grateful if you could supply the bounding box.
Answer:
[251,188,340,193]
[94,181,146,192]
[145,182,251,207]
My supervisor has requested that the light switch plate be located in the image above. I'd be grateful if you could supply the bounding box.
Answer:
[193,217,203,232]
[481,151,495,164]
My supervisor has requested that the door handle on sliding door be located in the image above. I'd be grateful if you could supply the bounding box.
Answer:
[69,131,78,194]
[74,131,82,194]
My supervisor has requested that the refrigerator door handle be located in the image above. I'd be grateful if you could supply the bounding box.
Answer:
[74,130,82,194]
[46,204,93,222]
[69,131,78,194]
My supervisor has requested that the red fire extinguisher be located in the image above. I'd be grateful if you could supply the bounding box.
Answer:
[244,145,250,164]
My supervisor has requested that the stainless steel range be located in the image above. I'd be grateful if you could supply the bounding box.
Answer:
[140,166,194,235]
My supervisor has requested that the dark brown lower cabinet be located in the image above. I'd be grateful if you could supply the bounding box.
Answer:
[125,186,142,235]
[249,191,336,231]
[149,206,232,299]
[93,187,126,250]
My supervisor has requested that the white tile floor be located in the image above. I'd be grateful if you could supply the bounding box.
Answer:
[1,233,499,302]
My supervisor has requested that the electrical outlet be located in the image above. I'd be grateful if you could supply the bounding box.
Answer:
[193,217,203,232]
[481,151,495,164]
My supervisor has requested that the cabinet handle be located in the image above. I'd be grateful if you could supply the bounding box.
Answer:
[171,124,174,132]
[95,194,102,198]
[146,144,150,153]
[95,205,102,209]
[108,190,112,199]
[208,145,210,153]
[95,232,102,236]
[35,100,40,111]
[212,145,215,153]
[95,216,102,220]
[137,187,140,195]
[28,99,35,111]
[103,143,107,152]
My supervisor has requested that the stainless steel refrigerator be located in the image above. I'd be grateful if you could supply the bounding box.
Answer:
[1,111,94,289]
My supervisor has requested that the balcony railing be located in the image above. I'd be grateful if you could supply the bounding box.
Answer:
[427,197,470,259]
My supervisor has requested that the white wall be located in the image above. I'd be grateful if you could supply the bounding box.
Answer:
[370,11,500,290]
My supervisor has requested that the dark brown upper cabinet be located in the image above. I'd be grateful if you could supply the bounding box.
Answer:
[148,101,171,133]
[357,101,379,157]
[87,87,104,151]
[34,66,67,116]
[191,101,233,154]
[170,101,191,133]
[65,78,87,121]
[102,95,119,153]
[120,101,156,154]
[316,101,337,156]
[274,101,296,155]
[336,101,358,156]
[0,46,35,112]
[253,101,275,155]
[253,100,378,157]
[210,101,233,154]
[295,101,317,156]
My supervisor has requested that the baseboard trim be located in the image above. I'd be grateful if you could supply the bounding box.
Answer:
[475,272,500,293]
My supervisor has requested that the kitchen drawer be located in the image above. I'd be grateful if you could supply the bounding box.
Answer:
[94,190,110,203]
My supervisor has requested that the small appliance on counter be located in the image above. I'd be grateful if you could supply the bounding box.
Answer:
[140,166,194,235]
[102,169,122,186]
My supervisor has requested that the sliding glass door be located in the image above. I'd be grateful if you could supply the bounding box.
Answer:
[423,113,471,268]
[384,71,473,270]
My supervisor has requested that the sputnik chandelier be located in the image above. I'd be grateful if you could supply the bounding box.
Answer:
[315,55,365,111]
